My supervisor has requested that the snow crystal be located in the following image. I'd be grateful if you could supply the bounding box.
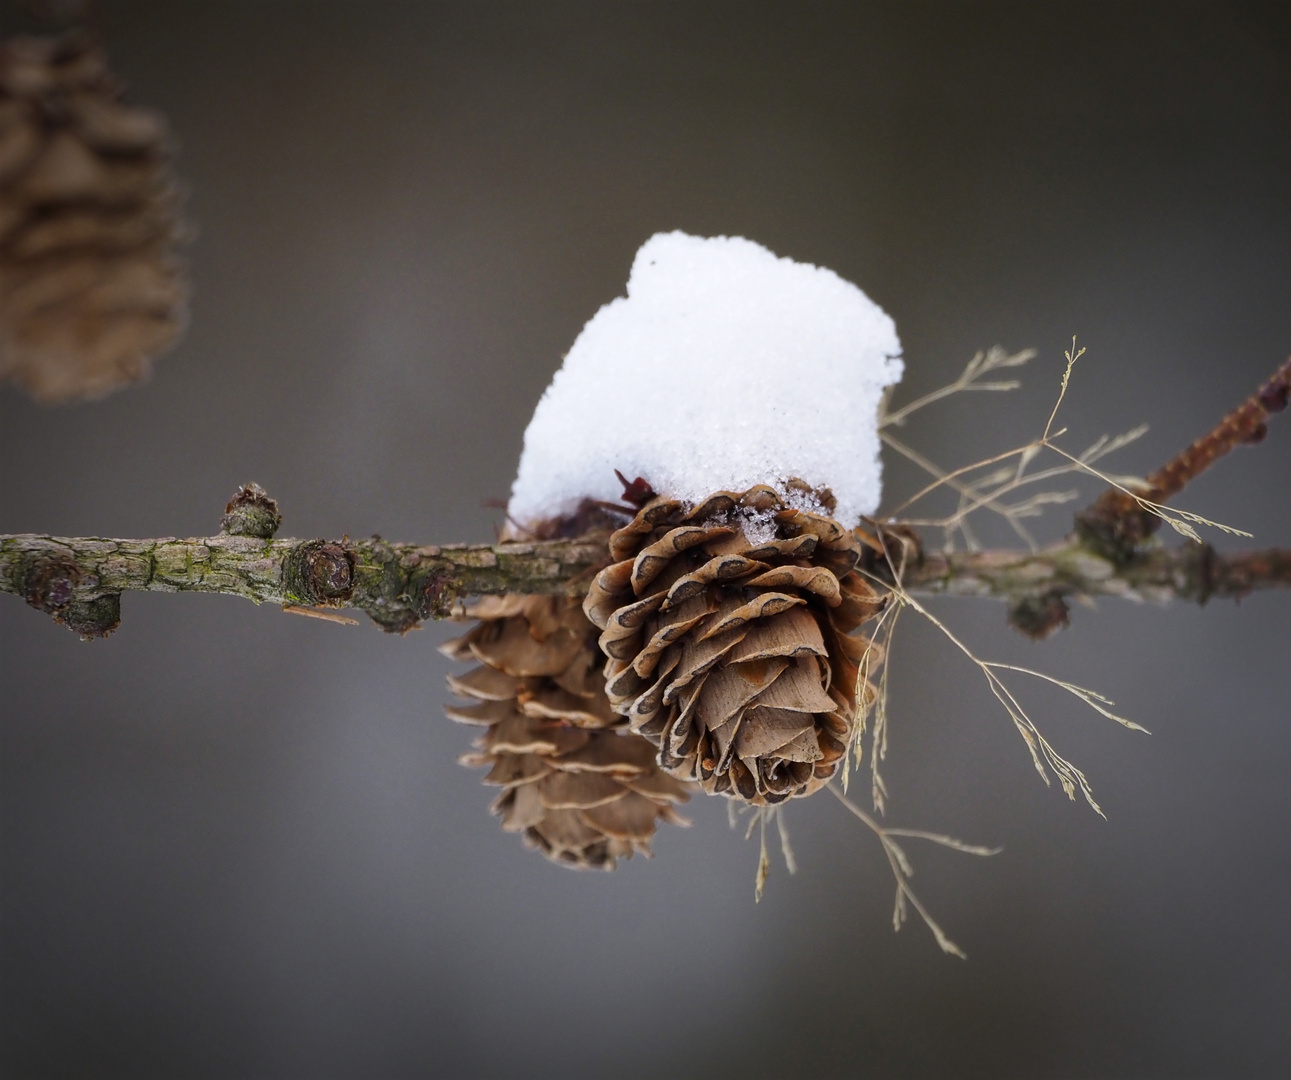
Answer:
[508,231,903,529]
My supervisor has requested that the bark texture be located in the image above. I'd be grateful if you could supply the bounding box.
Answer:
[3,523,1287,640]
[0,529,613,638]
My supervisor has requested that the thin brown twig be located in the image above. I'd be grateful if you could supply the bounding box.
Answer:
[1077,355,1291,554]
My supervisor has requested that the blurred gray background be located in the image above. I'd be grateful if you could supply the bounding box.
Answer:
[2,2,1290,1077]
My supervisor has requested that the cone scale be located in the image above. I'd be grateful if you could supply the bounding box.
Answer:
[448,232,903,862]
[0,33,188,402]
[584,486,889,805]
[442,592,693,871]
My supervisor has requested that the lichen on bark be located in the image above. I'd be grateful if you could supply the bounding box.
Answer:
[3,523,1287,641]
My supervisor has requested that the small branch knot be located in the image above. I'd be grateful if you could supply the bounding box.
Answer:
[289,540,354,605]
[22,552,81,613]
[410,567,459,620]
[20,551,120,638]
[220,483,282,539]
[1007,591,1071,640]
[1073,493,1154,561]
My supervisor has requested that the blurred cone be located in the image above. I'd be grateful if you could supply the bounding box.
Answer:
[583,484,889,805]
[442,593,692,871]
[0,32,188,403]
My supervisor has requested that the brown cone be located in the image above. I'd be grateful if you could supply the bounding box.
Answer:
[442,593,693,871]
[0,33,188,403]
[583,485,889,806]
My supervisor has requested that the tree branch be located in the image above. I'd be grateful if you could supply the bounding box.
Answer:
[3,525,1287,640]
[912,543,1291,604]
[8,352,1291,643]
[0,530,611,638]
[1077,355,1291,554]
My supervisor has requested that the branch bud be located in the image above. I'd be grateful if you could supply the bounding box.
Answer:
[1007,591,1071,640]
[220,483,282,539]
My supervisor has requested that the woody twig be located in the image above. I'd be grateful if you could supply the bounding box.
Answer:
[1076,356,1291,557]
[3,494,1289,640]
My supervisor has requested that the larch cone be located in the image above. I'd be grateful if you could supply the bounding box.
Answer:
[0,33,188,403]
[583,484,890,806]
[441,588,693,871]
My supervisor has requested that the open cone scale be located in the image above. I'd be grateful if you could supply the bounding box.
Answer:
[442,489,894,867]
[441,593,693,871]
[583,486,889,806]
[0,33,188,402]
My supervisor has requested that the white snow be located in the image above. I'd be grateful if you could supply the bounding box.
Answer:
[508,231,903,529]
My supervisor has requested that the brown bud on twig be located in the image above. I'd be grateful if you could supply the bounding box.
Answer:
[858,520,924,583]
[1007,591,1071,641]
[220,483,281,539]
[1077,355,1291,556]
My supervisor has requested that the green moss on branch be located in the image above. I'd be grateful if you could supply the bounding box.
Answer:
[3,527,1288,641]
[0,531,611,638]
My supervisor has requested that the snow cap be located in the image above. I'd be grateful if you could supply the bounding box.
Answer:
[508,231,903,528]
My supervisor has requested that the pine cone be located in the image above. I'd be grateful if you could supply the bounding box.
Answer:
[583,485,889,805]
[0,33,188,403]
[442,594,693,870]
